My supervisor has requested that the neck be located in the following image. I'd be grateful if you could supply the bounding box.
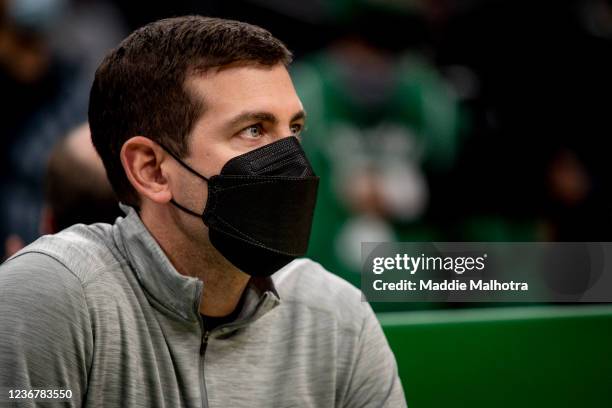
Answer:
[141,205,250,317]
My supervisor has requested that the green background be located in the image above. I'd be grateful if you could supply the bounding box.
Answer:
[379,305,612,407]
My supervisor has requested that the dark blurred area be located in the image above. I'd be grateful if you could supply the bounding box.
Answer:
[1,0,611,294]
[0,0,126,250]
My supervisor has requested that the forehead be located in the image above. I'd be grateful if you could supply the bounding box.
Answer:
[186,63,303,119]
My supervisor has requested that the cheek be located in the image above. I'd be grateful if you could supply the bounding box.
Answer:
[178,174,209,212]
[192,139,234,175]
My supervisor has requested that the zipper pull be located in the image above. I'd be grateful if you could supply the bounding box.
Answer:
[200,330,210,354]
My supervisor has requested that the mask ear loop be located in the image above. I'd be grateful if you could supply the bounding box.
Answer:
[158,143,209,218]
[158,143,210,182]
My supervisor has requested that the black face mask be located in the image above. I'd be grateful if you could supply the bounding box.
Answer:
[162,137,319,277]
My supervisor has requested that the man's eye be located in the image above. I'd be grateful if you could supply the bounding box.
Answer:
[290,123,303,136]
[242,124,264,139]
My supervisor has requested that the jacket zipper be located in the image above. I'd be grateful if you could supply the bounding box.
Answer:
[195,293,272,407]
[199,317,210,408]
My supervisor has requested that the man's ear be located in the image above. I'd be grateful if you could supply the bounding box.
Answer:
[120,136,172,204]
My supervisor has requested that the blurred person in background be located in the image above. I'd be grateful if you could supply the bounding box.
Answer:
[291,5,463,309]
[4,123,121,257]
[43,123,120,233]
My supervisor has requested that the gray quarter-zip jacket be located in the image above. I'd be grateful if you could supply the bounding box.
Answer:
[0,205,406,407]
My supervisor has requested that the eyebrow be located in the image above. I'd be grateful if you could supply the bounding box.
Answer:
[225,109,307,130]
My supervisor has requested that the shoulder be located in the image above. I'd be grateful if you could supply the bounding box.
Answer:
[2,222,119,287]
[0,242,94,390]
[0,249,93,343]
[0,223,119,326]
[272,258,370,333]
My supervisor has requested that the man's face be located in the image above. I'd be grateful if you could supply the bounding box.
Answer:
[167,63,306,226]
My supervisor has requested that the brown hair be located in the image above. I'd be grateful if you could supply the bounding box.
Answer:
[88,16,292,206]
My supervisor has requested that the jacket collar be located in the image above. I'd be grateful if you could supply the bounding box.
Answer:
[112,204,280,327]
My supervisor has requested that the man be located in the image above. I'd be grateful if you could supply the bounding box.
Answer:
[0,16,406,407]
